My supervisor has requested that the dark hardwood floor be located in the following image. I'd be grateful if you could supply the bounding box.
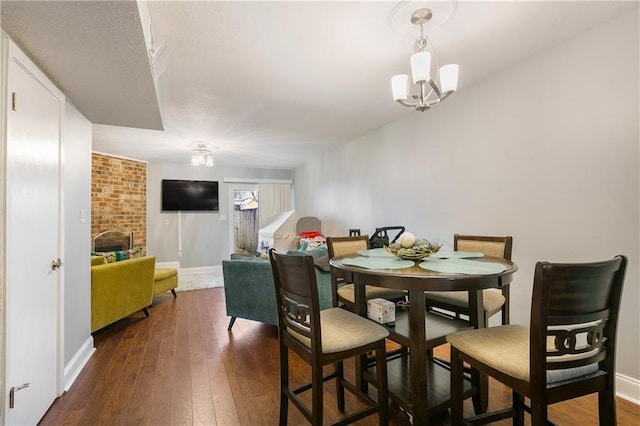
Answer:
[40,287,639,425]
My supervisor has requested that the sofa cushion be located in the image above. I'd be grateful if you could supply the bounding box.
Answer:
[92,251,117,263]
[91,256,107,266]
[230,253,266,261]
[92,247,143,263]
[287,246,330,271]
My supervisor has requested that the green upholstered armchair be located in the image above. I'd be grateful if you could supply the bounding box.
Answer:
[222,247,333,330]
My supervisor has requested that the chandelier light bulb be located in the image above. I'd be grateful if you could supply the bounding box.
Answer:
[410,51,431,83]
[391,74,409,101]
[439,64,459,93]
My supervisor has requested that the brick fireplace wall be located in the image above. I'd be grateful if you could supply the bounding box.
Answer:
[91,153,147,252]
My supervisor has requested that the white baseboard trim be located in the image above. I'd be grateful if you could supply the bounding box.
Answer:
[617,372,640,405]
[156,261,180,269]
[179,265,222,275]
[63,336,95,391]
[154,262,222,275]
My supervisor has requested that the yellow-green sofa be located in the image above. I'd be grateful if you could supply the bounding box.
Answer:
[91,255,156,332]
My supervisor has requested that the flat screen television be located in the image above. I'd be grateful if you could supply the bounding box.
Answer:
[161,179,219,211]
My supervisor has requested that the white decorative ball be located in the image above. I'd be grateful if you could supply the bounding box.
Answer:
[399,232,416,248]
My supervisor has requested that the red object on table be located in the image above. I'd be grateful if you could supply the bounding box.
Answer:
[299,231,321,238]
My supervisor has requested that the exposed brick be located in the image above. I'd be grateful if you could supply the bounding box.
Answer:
[91,153,147,250]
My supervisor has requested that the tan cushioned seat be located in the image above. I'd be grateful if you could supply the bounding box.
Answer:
[290,307,389,354]
[426,289,506,315]
[337,284,407,305]
[446,324,599,384]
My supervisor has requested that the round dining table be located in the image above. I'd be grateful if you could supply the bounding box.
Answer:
[329,252,518,426]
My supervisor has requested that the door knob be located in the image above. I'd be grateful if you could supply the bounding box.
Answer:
[51,258,63,270]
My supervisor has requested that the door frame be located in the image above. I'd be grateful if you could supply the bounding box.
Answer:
[223,178,293,257]
[227,182,258,256]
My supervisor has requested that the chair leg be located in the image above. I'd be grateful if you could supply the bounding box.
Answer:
[450,347,464,425]
[513,390,525,425]
[227,317,237,331]
[501,285,510,325]
[598,388,617,425]
[530,398,548,425]
[171,288,177,298]
[471,369,488,414]
[375,341,389,426]
[279,343,289,426]
[336,361,345,412]
[311,361,324,425]
[142,307,150,317]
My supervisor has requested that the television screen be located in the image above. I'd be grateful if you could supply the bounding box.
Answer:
[161,179,219,211]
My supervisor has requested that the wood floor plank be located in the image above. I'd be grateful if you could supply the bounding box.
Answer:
[39,287,640,426]
[124,295,171,425]
[169,292,194,425]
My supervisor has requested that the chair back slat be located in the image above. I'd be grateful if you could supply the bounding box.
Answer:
[530,256,627,375]
[280,293,312,339]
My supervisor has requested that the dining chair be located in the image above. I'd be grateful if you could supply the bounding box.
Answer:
[447,255,627,425]
[326,236,407,308]
[269,249,390,425]
[425,234,513,325]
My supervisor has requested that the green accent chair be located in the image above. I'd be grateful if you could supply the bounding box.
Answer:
[222,246,334,330]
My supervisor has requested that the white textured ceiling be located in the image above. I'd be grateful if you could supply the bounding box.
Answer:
[2,0,163,130]
[2,1,637,170]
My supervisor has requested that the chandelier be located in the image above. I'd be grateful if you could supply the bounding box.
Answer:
[391,7,459,112]
[191,143,214,167]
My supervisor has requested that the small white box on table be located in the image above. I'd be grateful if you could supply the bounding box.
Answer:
[367,298,395,324]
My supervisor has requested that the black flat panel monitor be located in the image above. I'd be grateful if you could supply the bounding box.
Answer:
[161,179,219,211]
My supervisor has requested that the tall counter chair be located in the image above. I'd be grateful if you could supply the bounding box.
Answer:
[447,255,627,425]
[327,236,407,308]
[426,234,513,325]
[269,249,390,425]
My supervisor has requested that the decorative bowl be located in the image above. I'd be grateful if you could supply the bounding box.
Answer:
[384,239,442,260]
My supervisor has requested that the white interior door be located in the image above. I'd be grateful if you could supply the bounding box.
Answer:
[5,43,62,425]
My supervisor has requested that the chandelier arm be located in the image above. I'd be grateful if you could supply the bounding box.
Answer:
[396,99,420,108]
[427,78,443,100]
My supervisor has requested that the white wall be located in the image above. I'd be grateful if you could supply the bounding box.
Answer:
[294,11,639,398]
[62,101,92,368]
[147,162,291,268]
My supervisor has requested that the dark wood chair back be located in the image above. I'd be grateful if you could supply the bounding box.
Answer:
[269,249,321,354]
[530,256,627,397]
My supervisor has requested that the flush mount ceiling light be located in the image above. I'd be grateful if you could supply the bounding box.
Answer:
[391,6,459,112]
[191,143,214,167]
